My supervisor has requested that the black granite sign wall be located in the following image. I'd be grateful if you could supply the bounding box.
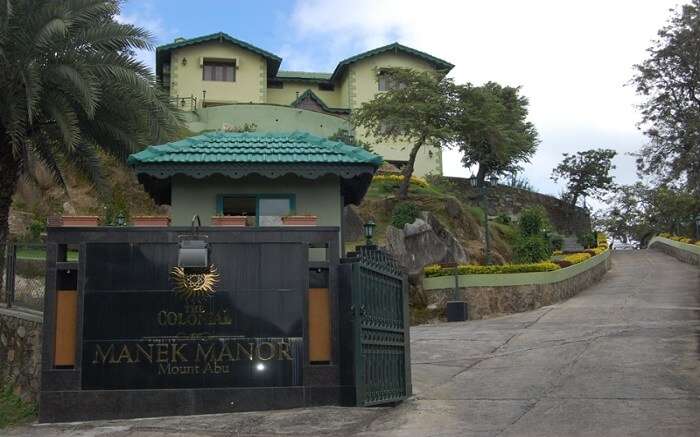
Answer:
[81,242,306,390]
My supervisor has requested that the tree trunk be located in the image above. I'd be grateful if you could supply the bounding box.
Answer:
[398,138,425,200]
[0,141,20,297]
[570,192,579,208]
[476,164,487,187]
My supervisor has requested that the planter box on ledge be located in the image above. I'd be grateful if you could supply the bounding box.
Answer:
[132,216,170,227]
[282,215,318,226]
[61,215,100,227]
[212,216,248,227]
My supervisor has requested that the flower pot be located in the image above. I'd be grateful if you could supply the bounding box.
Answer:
[132,216,171,227]
[281,215,318,226]
[61,215,100,227]
[211,216,248,227]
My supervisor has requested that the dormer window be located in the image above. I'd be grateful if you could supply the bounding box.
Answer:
[203,60,236,82]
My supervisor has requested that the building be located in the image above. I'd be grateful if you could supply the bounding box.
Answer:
[128,131,382,247]
[156,32,453,176]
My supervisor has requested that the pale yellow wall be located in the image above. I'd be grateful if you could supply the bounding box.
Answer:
[171,174,342,228]
[168,41,267,104]
[266,82,342,108]
[348,52,442,176]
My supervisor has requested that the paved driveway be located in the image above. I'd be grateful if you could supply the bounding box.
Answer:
[8,250,700,436]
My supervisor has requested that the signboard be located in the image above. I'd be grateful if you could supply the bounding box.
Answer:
[81,242,305,390]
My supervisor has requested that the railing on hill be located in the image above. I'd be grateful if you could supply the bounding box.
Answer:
[2,243,47,311]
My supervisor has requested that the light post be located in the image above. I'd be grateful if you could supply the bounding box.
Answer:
[471,175,497,265]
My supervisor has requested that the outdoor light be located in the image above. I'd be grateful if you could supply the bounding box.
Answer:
[256,363,266,372]
[181,57,187,66]
[114,213,126,227]
[363,220,376,245]
[177,215,209,272]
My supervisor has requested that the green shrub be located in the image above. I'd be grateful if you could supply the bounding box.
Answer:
[564,252,592,264]
[495,214,512,225]
[549,233,564,251]
[513,234,552,263]
[518,206,549,236]
[424,261,560,277]
[391,202,420,229]
[577,232,597,249]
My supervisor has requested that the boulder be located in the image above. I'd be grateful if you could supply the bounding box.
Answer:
[385,211,468,278]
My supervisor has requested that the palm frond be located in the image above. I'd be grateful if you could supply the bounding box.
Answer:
[46,64,100,118]
[43,93,80,150]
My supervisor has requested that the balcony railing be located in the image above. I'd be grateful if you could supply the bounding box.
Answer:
[169,95,198,112]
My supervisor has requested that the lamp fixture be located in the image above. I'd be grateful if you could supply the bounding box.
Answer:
[363,220,376,246]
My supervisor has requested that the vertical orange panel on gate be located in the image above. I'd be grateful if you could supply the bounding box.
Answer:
[54,290,77,367]
[308,287,331,362]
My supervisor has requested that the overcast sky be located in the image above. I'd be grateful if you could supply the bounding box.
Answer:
[121,0,681,200]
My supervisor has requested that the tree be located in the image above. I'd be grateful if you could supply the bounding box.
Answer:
[551,149,617,207]
[594,183,646,243]
[452,82,539,187]
[632,1,700,193]
[0,0,182,251]
[328,128,373,153]
[352,67,453,199]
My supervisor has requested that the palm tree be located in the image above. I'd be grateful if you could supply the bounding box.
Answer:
[0,0,182,250]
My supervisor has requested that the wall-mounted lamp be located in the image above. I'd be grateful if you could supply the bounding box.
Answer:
[181,57,188,66]
[363,220,376,246]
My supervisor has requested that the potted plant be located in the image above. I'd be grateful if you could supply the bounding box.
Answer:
[61,215,100,227]
[281,213,318,226]
[132,216,171,227]
[211,214,248,227]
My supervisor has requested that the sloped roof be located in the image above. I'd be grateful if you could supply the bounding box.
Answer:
[275,71,332,82]
[128,131,380,165]
[290,89,350,115]
[330,42,454,81]
[156,32,282,76]
[129,132,383,205]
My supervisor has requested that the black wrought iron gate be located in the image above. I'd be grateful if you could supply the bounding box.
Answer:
[350,247,410,406]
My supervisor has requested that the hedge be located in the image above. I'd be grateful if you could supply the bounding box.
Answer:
[373,174,429,188]
[424,261,560,277]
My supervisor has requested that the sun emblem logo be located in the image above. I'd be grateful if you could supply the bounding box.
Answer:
[170,265,220,299]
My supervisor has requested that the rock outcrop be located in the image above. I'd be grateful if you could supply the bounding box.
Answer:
[385,211,468,279]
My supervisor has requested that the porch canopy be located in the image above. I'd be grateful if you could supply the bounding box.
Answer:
[128,131,383,205]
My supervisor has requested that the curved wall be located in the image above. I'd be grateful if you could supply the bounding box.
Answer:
[184,103,351,137]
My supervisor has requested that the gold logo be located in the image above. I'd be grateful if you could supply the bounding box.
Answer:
[170,265,220,299]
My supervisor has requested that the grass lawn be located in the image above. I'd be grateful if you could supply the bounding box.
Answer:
[15,247,78,261]
[0,387,36,428]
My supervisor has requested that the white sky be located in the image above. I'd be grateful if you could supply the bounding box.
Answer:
[288,0,680,200]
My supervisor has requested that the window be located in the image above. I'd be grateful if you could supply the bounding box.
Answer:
[378,70,402,91]
[218,194,294,226]
[203,60,235,82]
[267,80,284,89]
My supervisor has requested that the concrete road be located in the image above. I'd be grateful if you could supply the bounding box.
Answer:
[8,250,700,436]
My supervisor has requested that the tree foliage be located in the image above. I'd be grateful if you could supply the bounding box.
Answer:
[632,1,700,193]
[351,67,453,199]
[551,148,617,207]
[0,0,182,248]
[452,82,539,186]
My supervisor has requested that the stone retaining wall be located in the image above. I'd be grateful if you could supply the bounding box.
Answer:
[0,306,42,403]
[649,237,700,267]
[424,254,611,320]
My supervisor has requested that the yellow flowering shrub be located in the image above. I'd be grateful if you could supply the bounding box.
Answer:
[424,262,561,277]
[563,252,592,265]
[373,174,429,188]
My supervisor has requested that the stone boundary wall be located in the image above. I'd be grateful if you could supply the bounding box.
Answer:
[648,236,700,267]
[0,305,42,403]
[423,252,611,320]
[438,177,591,236]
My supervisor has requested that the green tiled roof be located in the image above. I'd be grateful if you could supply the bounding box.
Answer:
[330,42,454,81]
[290,89,350,115]
[276,71,332,81]
[156,32,282,76]
[128,131,382,166]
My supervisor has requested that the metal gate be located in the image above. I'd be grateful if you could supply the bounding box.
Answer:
[351,247,410,406]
